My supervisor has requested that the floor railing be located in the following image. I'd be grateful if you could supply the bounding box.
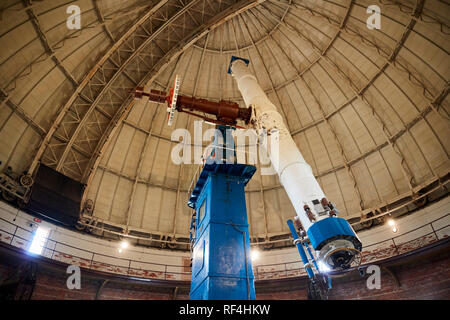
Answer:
[253,213,449,280]
[0,213,448,281]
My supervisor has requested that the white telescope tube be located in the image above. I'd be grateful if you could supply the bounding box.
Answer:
[230,59,328,231]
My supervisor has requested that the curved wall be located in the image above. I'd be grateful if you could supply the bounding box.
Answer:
[253,196,449,279]
[0,196,449,282]
[0,200,190,280]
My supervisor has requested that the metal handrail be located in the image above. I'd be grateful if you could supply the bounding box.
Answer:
[252,213,449,279]
[253,213,449,268]
[362,213,449,248]
[0,217,191,279]
[187,164,202,199]
[253,225,449,279]
[0,216,187,268]
[0,228,191,277]
[0,213,448,281]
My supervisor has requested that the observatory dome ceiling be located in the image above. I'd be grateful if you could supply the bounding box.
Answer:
[0,0,449,248]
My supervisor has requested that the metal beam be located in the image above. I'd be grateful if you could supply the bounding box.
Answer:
[267,0,426,196]
[55,1,200,171]
[92,0,115,42]
[82,0,261,187]
[0,89,46,136]
[27,0,172,175]
[23,0,79,87]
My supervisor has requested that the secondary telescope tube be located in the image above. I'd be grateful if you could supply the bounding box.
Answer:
[230,58,362,271]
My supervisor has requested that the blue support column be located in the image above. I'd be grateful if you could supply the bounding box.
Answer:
[188,124,256,300]
[287,220,315,279]
[305,244,319,272]
[189,164,256,300]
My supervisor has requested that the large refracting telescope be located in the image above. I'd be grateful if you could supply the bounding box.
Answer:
[229,57,362,272]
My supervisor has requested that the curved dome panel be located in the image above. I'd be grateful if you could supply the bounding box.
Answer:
[0,0,449,248]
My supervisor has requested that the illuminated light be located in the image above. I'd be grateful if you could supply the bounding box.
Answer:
[120,241,128,249]
[318,260,331,273]
[392,226,398,233]
[251,249,260,261]
[28,227,49,255]
[118,248,123,253]
[388,219,395,227]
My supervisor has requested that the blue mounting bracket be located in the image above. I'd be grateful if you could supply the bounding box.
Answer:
[227,56,250,74]
[188,163,255,209]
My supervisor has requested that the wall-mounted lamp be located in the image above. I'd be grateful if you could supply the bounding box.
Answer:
[251,249,260,261]
[388,219,398,233]
[120,241,129,249]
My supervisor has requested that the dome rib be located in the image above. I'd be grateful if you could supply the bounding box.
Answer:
[0,0,448,248]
